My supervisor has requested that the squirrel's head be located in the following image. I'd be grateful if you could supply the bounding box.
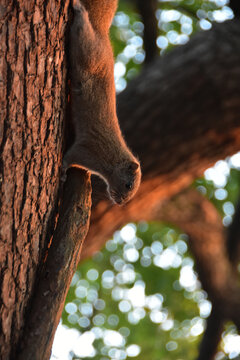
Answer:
[107,159,141,205]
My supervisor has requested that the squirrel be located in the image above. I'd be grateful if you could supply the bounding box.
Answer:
[62,0,141,205]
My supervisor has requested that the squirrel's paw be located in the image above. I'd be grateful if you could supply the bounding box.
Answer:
[61,160,68,183]
[61,171,67,183]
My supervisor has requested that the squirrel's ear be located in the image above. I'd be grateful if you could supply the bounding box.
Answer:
[129,161,139,172]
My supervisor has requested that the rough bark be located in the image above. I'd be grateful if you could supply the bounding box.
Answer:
[0,0,70,357]
[17,169,91,360]
[83,19,240,259]
[0,1,92,359]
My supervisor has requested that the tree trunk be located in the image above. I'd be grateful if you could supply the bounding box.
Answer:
[0,1,91,359]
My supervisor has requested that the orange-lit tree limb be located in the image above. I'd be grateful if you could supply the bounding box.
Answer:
[84,19,240,259]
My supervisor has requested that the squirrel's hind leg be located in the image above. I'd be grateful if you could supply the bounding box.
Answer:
[71,0,95,46]
[70,0,97,78]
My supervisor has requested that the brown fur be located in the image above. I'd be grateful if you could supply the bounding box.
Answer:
[63,0,141,204]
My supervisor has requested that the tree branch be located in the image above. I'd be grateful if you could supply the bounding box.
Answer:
[197,307,224,360]
[227,199,240,265]
[156,188,240,357]
[155,189,232,304]
[84,19,240,259]
[136,0,158,64]
[230,0,240,17]
[16,169,92,360]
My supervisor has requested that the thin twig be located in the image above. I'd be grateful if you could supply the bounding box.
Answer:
[136,0,158,64]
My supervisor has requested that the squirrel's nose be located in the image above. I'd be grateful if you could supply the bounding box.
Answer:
[129,162,139,172]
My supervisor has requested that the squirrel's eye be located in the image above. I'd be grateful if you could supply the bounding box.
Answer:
[125,182,133,190]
